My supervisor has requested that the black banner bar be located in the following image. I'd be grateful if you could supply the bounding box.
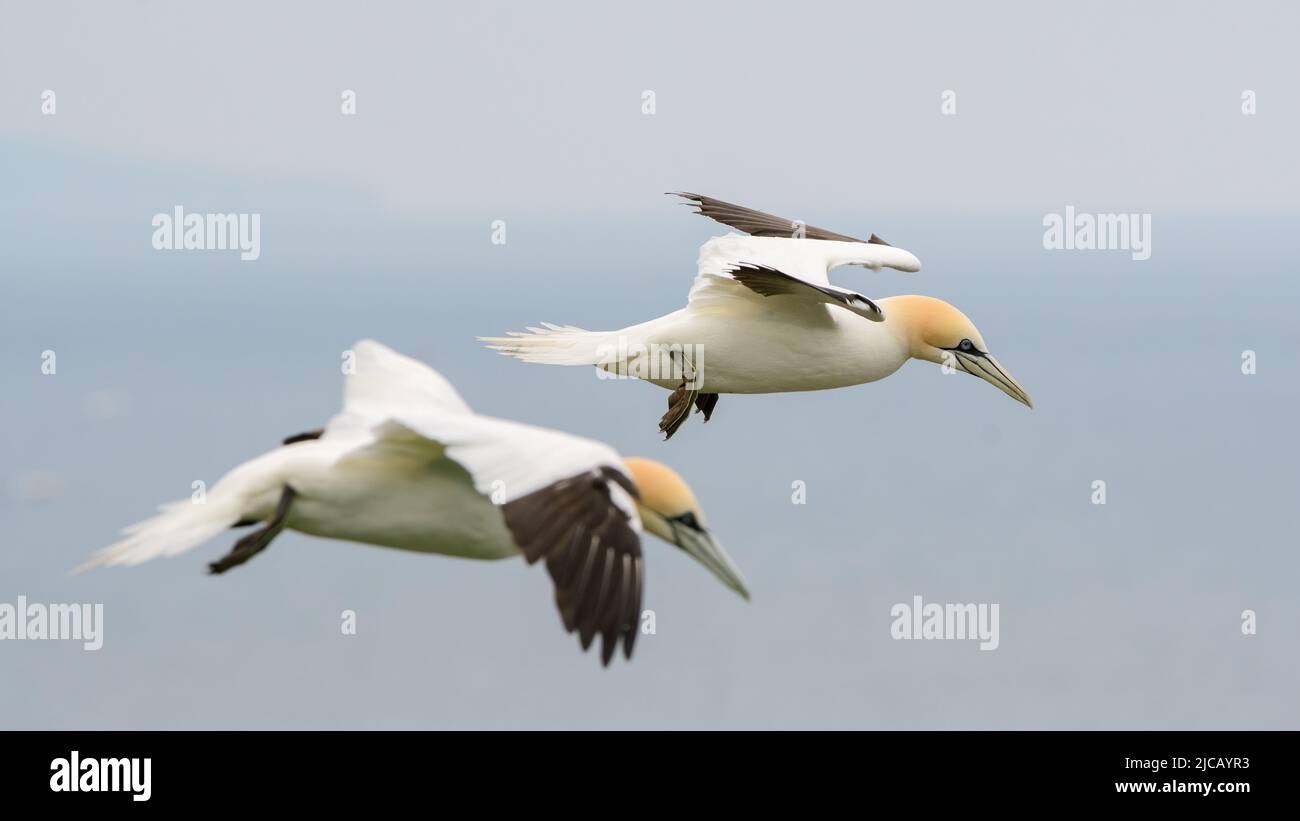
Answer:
[2,731,1283,807]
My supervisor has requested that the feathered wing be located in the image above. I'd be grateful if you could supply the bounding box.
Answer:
[676,192,921,317]
[341,339,471,417]
[326,341,646,664]
[725,263,885,321]
[687,235,904,321]
[337,416,646,665]
[499,466,645,665]
[673,191,894,245]
[330,400,631,510]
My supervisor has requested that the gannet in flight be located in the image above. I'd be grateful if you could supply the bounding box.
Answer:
[78,340,749,665]
[482,193,1032,438]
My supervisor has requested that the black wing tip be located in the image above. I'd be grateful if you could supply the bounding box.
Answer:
[581,624,632,666]
[603,622,639,665]
[503,469,644,669]
[281,428,325,446]
[669,191,708,216]
[668,192,897,247]
[727,261,796,282]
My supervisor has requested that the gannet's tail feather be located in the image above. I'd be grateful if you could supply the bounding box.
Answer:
[76,495,246,572]
[479,322,613,367]
[73,450,291,576]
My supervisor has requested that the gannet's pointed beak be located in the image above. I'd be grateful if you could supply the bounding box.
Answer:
[670,520,751,600]
[955,351,1033,409]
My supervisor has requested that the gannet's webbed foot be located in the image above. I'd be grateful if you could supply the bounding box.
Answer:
[694,393,719,422]
[282,429,324,445]
[658,350,703,440]
[659,383,697,440]
[208,487,297,575]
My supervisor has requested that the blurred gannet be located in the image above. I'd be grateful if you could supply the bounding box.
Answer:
[78,340,749,665]
[482,193,1031,438]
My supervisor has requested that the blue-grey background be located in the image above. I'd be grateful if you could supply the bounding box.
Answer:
[2,2,1297,729]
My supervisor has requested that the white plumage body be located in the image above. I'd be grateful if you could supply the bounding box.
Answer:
[233,440,518,559]
[485,233,920,394]
[82,341,635,569]
[618,305,911,393]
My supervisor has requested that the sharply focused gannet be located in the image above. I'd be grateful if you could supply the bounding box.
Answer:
[79,340,749,665]
[483,193,1032,438]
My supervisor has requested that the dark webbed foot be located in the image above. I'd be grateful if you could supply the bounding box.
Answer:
[208,487,296,575]
[694,393,719,422]
[657,351,703,440]
[659,383,697,440]
[282,429,324,445]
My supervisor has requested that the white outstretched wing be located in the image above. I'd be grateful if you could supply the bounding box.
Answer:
[674,192,921,319]
[688,236,910,321]
[342,339,473,418]
[696,233,920,285]
[325,340,635,513]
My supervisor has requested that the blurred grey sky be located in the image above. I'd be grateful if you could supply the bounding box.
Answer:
[4,1,1298,222]
[2,1,1298,729]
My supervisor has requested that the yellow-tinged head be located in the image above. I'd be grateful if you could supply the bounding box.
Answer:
[880,295,1033,409]
[622,457,749,600]
[622,457,702,521]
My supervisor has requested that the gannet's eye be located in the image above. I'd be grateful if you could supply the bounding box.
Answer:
[959,339,974,352]
[674,511,703,532]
